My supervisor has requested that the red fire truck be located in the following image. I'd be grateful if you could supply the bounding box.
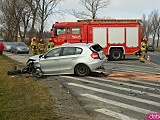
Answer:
[50,19,142,60]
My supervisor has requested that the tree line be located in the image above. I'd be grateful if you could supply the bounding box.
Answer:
[0,0,159,47]
[142,9,160,47]
[0,0,64,42]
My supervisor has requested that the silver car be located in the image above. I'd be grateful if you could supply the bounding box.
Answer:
[3,42,15,52]
[25,43,107,77]
[11,42,29,54]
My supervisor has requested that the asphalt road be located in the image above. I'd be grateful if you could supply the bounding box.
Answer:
[105,54,160,75]
[3,51,160,75]
[54,75,160,120]
[3,51,160,120]
[147,51,160,65]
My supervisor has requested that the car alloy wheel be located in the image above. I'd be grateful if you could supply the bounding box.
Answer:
[75,64,90,76]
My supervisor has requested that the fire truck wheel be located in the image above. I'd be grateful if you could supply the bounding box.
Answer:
[74,64,90,76]
[110,48,123,61]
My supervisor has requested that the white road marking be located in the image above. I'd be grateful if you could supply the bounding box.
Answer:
[95,109,137,120]
[61,76,160,98]
[112,68,160,74]
[68,82,160,107]
[88,77,160,90]
[130,80,160,87]
[81,93,152,114]
[110,63,160,70]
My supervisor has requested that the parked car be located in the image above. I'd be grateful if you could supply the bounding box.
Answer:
[147,45,154,52]
[24,43,107,77]
[0,39,4,42]
[3,42,15,52]
[11,42,29,54]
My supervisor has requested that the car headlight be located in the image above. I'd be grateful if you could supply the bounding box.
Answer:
[17,47,21,51]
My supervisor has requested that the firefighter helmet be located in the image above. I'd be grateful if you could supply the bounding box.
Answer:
[40,39,43,42]
[33,36,37,40]
[49,38,52,42]
[143,37,147,41]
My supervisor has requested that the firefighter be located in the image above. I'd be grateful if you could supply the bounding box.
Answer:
[46,38,54,51]
[38,38,45,54]
[30,36,38,56]
[140,37,147,62]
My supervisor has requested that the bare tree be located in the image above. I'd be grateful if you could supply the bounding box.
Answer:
[37,0,64,39]
[24,0,40,39]
[19,3,32,42]
[0,0,18,41]
[149,9,159,45]
[0,0,32,42]
[142,14,152,39]
[156,17,160,47]
[69,0,111,19]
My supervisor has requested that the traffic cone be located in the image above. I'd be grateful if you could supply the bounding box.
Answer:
[147,55,150,62]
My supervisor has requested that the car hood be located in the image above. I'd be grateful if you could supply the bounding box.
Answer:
[29,54,41,61]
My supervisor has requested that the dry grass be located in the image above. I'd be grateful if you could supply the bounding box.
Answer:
[0,55,58,120]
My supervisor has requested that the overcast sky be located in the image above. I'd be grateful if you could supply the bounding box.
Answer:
[45,0,160,30]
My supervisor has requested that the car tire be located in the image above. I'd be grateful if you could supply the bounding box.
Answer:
[34,67,43,78]
[110,48,123,61]
[74,64,90,76]
[15,50,18,54]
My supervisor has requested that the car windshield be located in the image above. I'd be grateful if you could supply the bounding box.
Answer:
[44,48,61,58]
[17,42,26,46]
[5,42,14,45]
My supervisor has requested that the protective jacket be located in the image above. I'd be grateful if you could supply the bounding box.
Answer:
[47,42,54,51]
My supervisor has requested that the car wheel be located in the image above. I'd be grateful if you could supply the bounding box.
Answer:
[110,48,123,61]
[15,50,18,54]
[34,67,43,78]
[74,64,90,76]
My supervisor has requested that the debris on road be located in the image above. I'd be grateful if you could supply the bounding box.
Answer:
[108,72,160,82]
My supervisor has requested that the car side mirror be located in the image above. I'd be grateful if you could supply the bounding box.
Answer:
[39,54,43,58]
[43,55,48,59]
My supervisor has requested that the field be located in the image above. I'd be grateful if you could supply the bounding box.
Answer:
[0,55,58,120]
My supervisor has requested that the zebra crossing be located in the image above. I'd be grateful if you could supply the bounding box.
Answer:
[104,62,160,75]
[57,75,160,120]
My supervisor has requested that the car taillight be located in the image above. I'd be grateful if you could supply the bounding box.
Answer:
[91,52,99,59]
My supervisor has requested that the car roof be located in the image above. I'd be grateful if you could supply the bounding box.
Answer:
[15,42,26,44]
[61,43,97,47]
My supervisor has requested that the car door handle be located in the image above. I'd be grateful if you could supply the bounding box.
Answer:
[72,57,77,59]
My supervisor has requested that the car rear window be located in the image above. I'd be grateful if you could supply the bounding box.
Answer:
[90,44,103,52]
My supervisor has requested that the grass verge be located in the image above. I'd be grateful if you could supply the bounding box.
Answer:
[155,47,160,52]
[0,55,58,120]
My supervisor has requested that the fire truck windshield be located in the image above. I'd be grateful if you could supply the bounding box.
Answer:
[55,27,66,36]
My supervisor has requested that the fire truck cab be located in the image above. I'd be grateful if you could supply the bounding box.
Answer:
[50,19,142,60]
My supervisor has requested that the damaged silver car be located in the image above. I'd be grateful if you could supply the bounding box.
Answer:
[23,43,107,77]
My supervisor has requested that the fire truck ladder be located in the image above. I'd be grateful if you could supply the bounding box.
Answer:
[77,19,142,23]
